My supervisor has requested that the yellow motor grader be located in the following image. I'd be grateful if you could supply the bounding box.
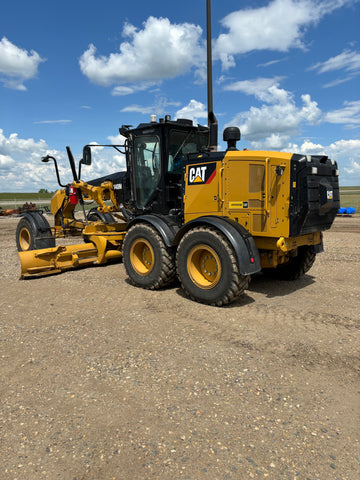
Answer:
[16,116,340,306]
[15,0,340,306]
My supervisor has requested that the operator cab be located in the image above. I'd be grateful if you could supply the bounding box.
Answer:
[120,115,209,217]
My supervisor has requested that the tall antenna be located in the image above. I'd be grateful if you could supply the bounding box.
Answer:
[206,0,218,151]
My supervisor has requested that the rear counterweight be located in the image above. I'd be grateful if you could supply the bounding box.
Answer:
[289,154,340,236]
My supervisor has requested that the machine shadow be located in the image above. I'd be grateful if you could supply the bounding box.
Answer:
[248,272,315,298]
[173,273,315,307]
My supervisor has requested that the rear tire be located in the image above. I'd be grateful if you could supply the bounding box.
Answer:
[123,223,176,289]
[264,246,316,280]
[16,214,54,252]
[176,227,249,306]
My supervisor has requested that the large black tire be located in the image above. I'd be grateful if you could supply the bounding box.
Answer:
[87,209,115,223]
[123,223,176,289]
[264,246,316,280]
[16,214,55,252]
[176,227,250,306]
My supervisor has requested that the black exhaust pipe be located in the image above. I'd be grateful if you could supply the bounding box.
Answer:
[207,0,218,151]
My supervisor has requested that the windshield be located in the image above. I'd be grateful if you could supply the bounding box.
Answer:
[133,135,160,208]
[168,129,209,174]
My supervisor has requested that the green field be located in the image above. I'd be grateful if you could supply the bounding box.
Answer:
[1,187,359,212]
[339,186,360,210]
[0,192,53,210]
[0,192,53,200]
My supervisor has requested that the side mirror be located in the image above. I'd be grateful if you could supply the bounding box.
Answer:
[82,145,92,165]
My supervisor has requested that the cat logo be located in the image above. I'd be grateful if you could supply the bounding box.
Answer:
[188,162,216,185]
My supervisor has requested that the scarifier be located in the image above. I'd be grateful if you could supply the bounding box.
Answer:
[16,1,340,306]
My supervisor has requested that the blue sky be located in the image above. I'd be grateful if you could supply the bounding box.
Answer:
[0,0,359,191]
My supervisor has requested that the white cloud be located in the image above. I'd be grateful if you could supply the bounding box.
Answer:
[0,153,15,168]
[107,133,127,145]
[294,139,326,153]
[0,129,126,192]
[0,130,49,157]
[344,159,360,177]
[235,94,321,146]
[257,58,288,68]
[121,104,152,114]
[224,77,287,103]
[79,16,204,88]
[301,94,323,124]
[175,100,208,123]
[324,100,360,126]
[33,120,72,125]
[310,49,360,88]
[0,37,45,90]
[112,86,136,96]
[111,82,158,96]
[78,2,354,93]
[214,0,351,70]
[121,97,181,116]
[220,71,359,184]
[0,129,64,191]
[322,76,354,88]
[288,138,360,185]
[83,147,126,178]
[310,49,360,74]
[225,78,321,146]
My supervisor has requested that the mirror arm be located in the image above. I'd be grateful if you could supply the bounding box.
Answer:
[42,155,66,187]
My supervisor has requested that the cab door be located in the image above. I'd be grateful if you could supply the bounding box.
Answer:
[132,135,161,208]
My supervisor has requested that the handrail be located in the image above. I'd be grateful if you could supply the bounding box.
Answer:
[219,165,224,205]
[265,158,270,215]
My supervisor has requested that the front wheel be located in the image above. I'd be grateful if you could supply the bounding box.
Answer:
[123,223,176,289]
[176,227,250,306]
[16,214,55,252]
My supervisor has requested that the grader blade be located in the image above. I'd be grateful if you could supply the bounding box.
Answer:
[19,242,123,278]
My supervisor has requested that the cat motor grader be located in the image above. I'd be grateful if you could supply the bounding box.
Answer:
[15,0,340,306]
[16,114,340,306]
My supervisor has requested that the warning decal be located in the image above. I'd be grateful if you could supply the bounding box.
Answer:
[229,201,249,209]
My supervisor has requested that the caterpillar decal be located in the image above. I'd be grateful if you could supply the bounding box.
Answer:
[188,162,216,185]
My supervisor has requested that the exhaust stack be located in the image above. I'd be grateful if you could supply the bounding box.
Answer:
[207,0,218,151]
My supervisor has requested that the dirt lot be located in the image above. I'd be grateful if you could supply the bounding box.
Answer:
[1,215,359,480]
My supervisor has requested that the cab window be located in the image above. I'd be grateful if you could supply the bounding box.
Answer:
[133,136,160,207]
[168,130,209,174]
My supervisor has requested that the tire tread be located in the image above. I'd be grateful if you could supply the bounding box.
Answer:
[177,226,249,306]
[123,223,176,290]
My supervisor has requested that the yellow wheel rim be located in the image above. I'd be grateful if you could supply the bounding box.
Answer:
[187,244,221,289]
[130,238,155,276]
[19,227,31,251]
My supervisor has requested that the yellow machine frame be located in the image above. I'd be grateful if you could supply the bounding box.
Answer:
[183,150,322,269]
[19,178,127,278]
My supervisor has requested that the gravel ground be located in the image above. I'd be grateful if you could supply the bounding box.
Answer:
[0,215,359,480]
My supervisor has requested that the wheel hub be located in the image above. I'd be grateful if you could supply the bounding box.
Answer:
[187,244,221,289]
[19,227,31,251]
[130,238,155,276]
